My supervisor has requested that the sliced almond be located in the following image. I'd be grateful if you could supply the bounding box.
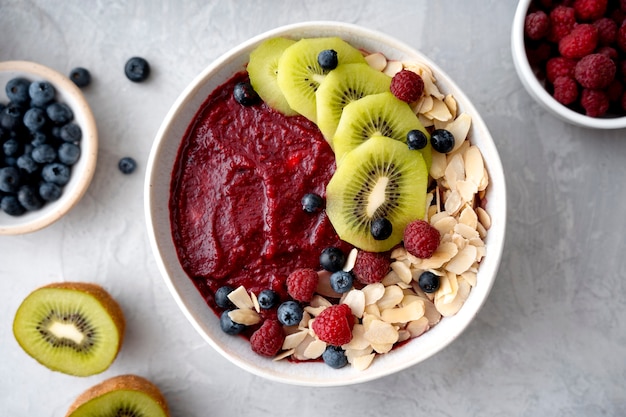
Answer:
[406,316,430,338]
[274,348,295,361]
[443,94,457,119]
[476,206,491,230]
[391,261,413,284]
[464,145,485,186]
[363,319,400,345]
[433,215,457,236]
[342,324,371,351]
[351,353,376,371]
[435,278,471,317]
[445,244,478,275]
[377,285,404,310]
[414,242,458,269]
[250,291,260,313]
[227,286,254,310]
[342,289,366,318]
[456,179,478,203]
[458,205,478,229]
[228,309,261,326]
[371,342,394,354]
[365,52,387,71]
[383,60,403,76]
[282,330,309,350]
[446,112,472,152]
[454,222,480,240]
[343,248,358,272]
[425,98,453,122]
[362,283,386,305]
[303,339,327,359]
[380,299,425,324]
[443,189,463,215]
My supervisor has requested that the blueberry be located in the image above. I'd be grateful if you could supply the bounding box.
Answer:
[430,129,455,154]
[29,80,56,107]
[46,102,73,125]
[257,289,280,310]
[407,129,428,150]
[1,103,25,130]
[59,123,82,142]
[418,271,440,293]
[277,301,303,326]
[39,182,62,202]
[319,246,346,272]
[214,285,235,310]
[58,142,81,165]
[23,107,48,132]
[219,310,246,335]
[17,185,43,211]
[0,195,25,216]
[329,270,354,294]
[69,67,91,88]
[16,154,38,174]
[6,78,31,105]
[31,144,57,164]
[317,49,338,70]
[322,345,348,369]
[370,217,393,240]
[301,192,324,213]
[0,166,21,193]
[233,82,260,106]
[118,157,137,174]
[3,138,20,157]
[124,57,151,82]
[31,131,48,147]
[42,163,71,185]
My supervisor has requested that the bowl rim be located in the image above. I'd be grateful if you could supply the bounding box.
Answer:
[511,0,626,129]
[145,20,507,386]
[0,60,98,235]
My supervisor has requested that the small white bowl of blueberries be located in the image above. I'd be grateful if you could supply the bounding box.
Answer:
[0,61,97,235]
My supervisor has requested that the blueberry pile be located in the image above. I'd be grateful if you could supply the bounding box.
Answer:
[0,77,81,216]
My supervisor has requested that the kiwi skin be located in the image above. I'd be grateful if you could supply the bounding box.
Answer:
[65,374,170,417]
[13,281,125,376]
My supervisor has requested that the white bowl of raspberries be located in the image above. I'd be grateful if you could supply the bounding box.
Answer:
[0,61,97,234]
[512,0,626,128]
[146,21,507,386]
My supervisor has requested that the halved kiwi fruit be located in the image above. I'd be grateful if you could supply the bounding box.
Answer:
[247,37,298,116]
[332,91,432,168]
[326,135,428,252]
[316,62,392,146]
[13,282,125,376]
[276,36,366,122]
[65,374,170,417]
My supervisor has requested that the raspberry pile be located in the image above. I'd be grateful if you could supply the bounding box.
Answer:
[524,0,626,117]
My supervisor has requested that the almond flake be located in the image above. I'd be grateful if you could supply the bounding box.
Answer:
[435,278,471,317]
[414,242,458,269]
[309,294,332,308]
[292,333,316,360]
[345,346,374,363]
[364,303,381,318]
[454,222,480,240]
[476,206,491,230]
[371,342,394,354]
[250,291,260,313]
[282,330,309,350]
[391,261,412,284]
[303,339,327,359]
[433,215,457,236]
[456,179,478,203]
[446,113,472,152]
[274,349,295,361]
[415,95,434,114]
[365,52,387,71]
[464,145,485,186]
[478,167,489,191]
[458,205,478,229]
[377,285,404,310]
[343,248,358,272]
[351,353,376,371]
[342,289,366,318]
[391,246,408,261]
[444,189,463,215]
[406,316,430,338]
[228,309,261,326]
[304,305,327,317]
[445,244,478,275]
[444,94,457,119]
[383,60,403,76]
[460,271,477,287]
[364,319,400,345]
[430,151,447,179]
[398,329,412,343]
[381,270,403,286]
[425,98,453,122]
[342,324,371,350]
[381,299,425,324]
[227,286,254,310]
[362,283,386,305]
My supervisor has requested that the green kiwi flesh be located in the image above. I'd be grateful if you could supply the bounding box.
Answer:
[13,282,125,376]
[276,36,366,123]
[65,374,170,417]
[316,62,392,147]
[332,91,432,168]
[247,37,298,116]
[326,135,428,252]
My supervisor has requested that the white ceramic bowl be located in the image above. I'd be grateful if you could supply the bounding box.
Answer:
[145,21,507,386]
[511,0,626,129]
[0,61,97,235]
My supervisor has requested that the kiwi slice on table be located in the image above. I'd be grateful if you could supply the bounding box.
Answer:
[65,374,170,417]
[247,37,298,116]
[276,36,366,122]
[13,282,125,376]
[332,91,432,168]
[316,62,392,146]
[326,135,428,252]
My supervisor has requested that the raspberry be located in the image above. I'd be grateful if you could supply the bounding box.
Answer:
[606,79,624,102]
[311,304,354,346]
[558,24,599,58]
[597,45,619,60]
[552,76,579,105]
[546,57,577,83]
[403,219,440,259]
[593,17,618,45]
[580,88,610,116]
[548,6,577,42]
[574,0,608,21]
[525,11,550,40]
[390,69,424,103]
[250,319,285,357]
[617,22,626,52]
[574,53,616,89]
[352,251,390,284]
[286,268,319,302]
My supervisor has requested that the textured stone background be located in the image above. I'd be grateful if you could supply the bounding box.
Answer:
[1,0,625,415]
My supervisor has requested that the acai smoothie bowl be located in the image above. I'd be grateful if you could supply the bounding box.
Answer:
[145,21,506,386]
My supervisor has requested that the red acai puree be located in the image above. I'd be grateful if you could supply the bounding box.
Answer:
[170,71,348,312]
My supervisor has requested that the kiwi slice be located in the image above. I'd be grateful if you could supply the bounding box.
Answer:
[332,91,432,168]
[247,37,298,116]
[65,374,170,417]
[276,37,366,122]
[13,282,125,376]
[316,62,392,146]
[326,135,428,252]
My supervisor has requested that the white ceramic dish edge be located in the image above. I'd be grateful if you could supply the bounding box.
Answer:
[145,21,507,386]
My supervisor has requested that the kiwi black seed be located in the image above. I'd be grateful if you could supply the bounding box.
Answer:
[332,91,432,169]
[326,135,428,252]
[65,374,170,417]
[13,282,125,376]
